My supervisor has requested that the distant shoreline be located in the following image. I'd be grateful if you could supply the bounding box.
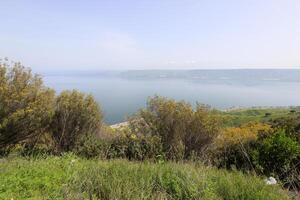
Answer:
[221,105,299,112]
[109,105,300,127]
[110,121,129,129]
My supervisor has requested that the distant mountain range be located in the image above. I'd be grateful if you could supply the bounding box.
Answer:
[119,69,300,83]
[42,69,300,83]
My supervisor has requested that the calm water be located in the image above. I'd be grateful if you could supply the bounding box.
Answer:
[43,72,300,124]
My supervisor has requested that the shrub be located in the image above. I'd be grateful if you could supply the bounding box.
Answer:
[73,134,109,159]
[214,126,300,181]
[0,59,55,151]
[16,131,56,157]
[51,90,103,153]
[213,141,257,171]
[255,129,300,176]
[270,115,300,142]
[130,96,221,160]
[108,133,164,161]
[216,122,272,147]
[71,129,164,161]
[214,122,273,170]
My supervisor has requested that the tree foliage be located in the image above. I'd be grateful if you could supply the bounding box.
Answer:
[51,90,103,152]
[130,96,221,159]
[0,59,55,150]
[216,122,272,147]
[255,129,300,176]
[271,114,300,142]
[214,122,300,181]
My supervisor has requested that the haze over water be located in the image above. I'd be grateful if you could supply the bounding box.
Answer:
[43,69,300,124]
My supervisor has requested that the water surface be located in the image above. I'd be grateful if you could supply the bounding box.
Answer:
[43,70,300,124]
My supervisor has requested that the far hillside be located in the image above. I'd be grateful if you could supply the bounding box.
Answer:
[220,106,300,127]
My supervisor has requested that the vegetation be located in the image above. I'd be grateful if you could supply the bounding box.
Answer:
[129,96,221,160]
[51,90,103,153]
[0,59,55,154]
[255,130,300,176]
[0,155,290,200]
[0,60,103,156]
[1,60,300,199]
[215,122,272,146]
[221,107,300,127]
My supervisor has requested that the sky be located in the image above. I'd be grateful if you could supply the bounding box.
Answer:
[1,0,300,70]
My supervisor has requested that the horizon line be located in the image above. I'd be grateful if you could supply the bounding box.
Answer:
[35,67,300,72]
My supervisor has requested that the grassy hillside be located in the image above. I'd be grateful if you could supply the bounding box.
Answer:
[220,107,300,127]
[0,154,290,200]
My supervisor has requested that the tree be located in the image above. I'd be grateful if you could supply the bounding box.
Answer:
[51,90,103,152]
[0,59,55,150]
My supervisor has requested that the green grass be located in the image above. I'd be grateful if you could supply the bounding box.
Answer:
[0,154,291,200]
[219,107,300,127]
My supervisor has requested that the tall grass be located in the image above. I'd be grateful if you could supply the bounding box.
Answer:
[0,154,290,200]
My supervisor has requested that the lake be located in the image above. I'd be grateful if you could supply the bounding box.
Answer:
[43,69,300,124]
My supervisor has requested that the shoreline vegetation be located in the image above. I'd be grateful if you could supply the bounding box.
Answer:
[1,60,300,199]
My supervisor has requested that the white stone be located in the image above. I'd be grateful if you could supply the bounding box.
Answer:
[265,177,277,185]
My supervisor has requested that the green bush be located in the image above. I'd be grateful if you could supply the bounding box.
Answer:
[213,141,257,171]
[0,59,55,151]
[17,132,56,157]
[0,60,105,156]
[51,90,103,153]
[130,96,221,160]
[255,130,300,176]
[72,134,109,159]
[108,134,164,161]
[270,115,300,142]
[214,129,300,181]
[71,130,164,161]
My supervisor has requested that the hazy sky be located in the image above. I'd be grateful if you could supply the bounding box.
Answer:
[1,0,300,70]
